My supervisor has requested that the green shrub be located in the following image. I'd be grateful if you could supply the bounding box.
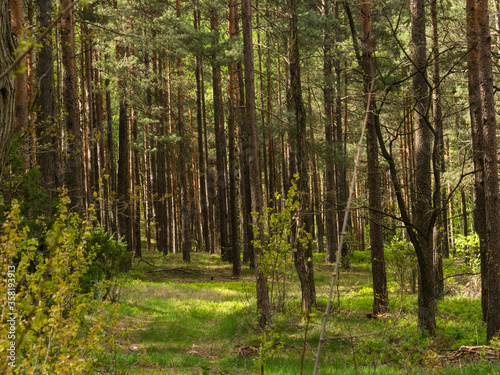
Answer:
[453,233,480,273]
[0,196,120,374]
[82,226,131,299]
[385,238,417,294]
[351,250,370,264]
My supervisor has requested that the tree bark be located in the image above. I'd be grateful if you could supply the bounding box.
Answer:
[9,0,28,136]
[211,8,231,262]
[411,0,436,334]
[289,0,316,313]
[0,0,16,180]
[61,0,83,210]
[194,11,210,255]
[242,0,271,328]
[430,0,445,300]
[473,0,500,341]
[466,0,488,323]
[35,0,62,196]
[178,0,191,262]
[228,0,241,276]
[360,0,388,315]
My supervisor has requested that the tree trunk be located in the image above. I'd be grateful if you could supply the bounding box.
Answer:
[242,0,271,328]
[194,11,210,255]
[430,0,445,300]
[117,98,132,258]
[411,0,436,334]
[35,0,62,196]
[324,0,338,264]
[466,0,489,323]
[360,0,388,315]
[61,0,83,211]
[289,0,316,313]
[228,0,241,276]
[9,0,28,136]
[473,0,500,341]
[178,0,191,262]
[211,8,231,262]
[0,0,16,180]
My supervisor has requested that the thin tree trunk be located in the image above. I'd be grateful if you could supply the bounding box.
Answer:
[177,0,191,262]
[35,0,61,196]
[360,0,388,315]
[242,0,271,328]
[105,76,117,234]
[466,0,488,323]
[228,0,241,276]
[324,0,337,264]
[411,0,436,334]
[194,11,211,254]
[430,0,445,300]
[61,0,83,210]
[289,0,316,313]
[211,8,231,262]
[9,0,28,136]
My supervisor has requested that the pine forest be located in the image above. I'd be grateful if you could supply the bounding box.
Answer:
[1,0,500,373]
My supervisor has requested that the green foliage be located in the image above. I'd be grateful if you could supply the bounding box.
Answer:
[351,250,371,264]
[252,180,302,312]
[0,196,120,374]
[82,226,131,299]
[0,136,53,233]
[453,233,480,273]
[385,238,417,294]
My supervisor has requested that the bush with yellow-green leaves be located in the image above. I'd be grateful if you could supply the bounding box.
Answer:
[0,196,121,374]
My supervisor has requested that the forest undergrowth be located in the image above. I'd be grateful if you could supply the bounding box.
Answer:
[100,249,500,375]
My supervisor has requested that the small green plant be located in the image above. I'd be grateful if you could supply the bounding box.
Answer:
[386,238,417,294]
[252,180,302,312]
[82,226,131,300]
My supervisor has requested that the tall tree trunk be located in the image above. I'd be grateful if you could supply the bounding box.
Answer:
[238,57,254,267]
[466,0,488,323]
[61,0,83,210]
[289,0,316,313]
[360,0,388,315]
[117,98,132,256]
[473,0,500,341]
[411,0,436,334]
[0,0,16,179]
[105,76,117,234]
[242,0,271,328]
[9,0,28,136]
[194,11,210,254]
[430,0,445,300]
[211,8,231,262]
[324,0,338,264]
[177,0,191,262]
[228,0,241,276]
[35,0,61,196]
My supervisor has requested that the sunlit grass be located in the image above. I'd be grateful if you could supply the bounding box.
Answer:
[96,249,500,375]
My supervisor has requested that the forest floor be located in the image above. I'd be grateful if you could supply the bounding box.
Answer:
[95,249,500,374]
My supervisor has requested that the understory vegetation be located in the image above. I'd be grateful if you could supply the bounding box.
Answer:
[103,251,499,375]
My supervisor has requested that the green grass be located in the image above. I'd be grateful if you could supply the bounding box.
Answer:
[94,250,500,374]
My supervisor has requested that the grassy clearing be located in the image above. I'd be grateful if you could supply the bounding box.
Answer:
[97,251,500,374]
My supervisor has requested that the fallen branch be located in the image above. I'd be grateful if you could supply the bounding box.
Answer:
[436,345,500,364]
[137,258,156,267]
[151,268,194,274]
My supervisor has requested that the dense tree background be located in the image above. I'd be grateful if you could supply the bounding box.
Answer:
[2,0,500,341]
